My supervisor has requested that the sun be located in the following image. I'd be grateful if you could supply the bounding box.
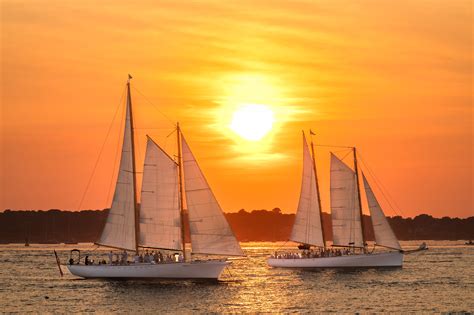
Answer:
[230,104,274,141]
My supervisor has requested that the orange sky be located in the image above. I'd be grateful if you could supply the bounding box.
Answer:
[1,0,472,218]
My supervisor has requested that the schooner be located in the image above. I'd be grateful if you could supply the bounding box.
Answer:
[268,132,425,268]
[67,77,243,279]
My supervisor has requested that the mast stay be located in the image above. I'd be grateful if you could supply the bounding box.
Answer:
[95,75,139,252]
[127,76,141,255]
[310,132,326,249]
[290,132,325,248]
[176,123,187,261]
[353,147,367,252]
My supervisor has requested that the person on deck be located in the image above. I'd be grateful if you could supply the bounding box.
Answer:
[122,250,128,264]
[108,251,113,265]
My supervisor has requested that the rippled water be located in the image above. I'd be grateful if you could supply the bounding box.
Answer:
[1,241,473,313]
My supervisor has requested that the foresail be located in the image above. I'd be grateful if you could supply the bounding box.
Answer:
[181,135,243,256]
[290,133,324,247]
[362,173,401,250]
[139,137,182,250]
[330,153,364,247]
[97,93,136,251]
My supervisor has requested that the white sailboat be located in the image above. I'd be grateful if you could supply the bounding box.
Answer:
[67,77,243,280]
[268,132,421,268]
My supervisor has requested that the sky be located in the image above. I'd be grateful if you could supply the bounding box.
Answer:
[1,0,472,218]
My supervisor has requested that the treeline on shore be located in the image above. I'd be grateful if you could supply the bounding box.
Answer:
[0,208,473,244]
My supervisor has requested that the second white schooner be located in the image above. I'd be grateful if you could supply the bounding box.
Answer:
[67,77,243,280]
[267,132,422,268]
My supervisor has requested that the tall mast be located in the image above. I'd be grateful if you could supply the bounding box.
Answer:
[176,123,187,261]
[309,134,326,249]
[127,75,140,255]
[353,147,366,251]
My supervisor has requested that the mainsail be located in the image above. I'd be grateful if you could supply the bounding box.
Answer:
[290,133,324,247]
[97,87,137,251]
[139,137,182,250]
[181,135,243,256]
[330,153,364,247]
[362,173,401,250]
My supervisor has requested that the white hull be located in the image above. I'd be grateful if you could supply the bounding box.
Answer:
[67,260,230,280]
[267,251,403,268]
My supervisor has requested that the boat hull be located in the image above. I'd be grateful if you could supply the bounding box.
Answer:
[66,260,230,280]
[267,251,403,268]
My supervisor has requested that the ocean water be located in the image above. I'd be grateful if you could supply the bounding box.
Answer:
[0,241,473,313]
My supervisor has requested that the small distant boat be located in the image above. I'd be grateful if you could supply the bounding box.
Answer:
[268,132,426,269]
[67,76,243,280]
[25,221,30,246]
[466,240,474,245]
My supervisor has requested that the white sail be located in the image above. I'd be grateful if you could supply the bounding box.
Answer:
[330,153,364,247]
[362,173,401,250]
[290,133,324,247]
[97,90,136,251]
[181,135,243,256]
[139,137,182,250]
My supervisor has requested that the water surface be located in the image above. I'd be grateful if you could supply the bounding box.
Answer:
[1,241,472,312]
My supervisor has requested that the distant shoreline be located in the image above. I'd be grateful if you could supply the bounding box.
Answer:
[1,209,473,243]
[3,208,473,219]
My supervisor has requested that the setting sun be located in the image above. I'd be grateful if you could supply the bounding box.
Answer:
[230,104,274,141]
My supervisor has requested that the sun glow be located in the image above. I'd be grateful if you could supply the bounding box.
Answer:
[211,73,304,163]
[230,104,274,141]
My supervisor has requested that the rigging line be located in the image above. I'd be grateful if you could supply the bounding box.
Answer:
[330,148,352,158]
[131,86,176,126]
[315,144,353,149]
[163,132,171,160]
[330,147,353,157]
[357,151,405,217]
[77,85,127,210]
[133,128,145,174]
[133,127,174,130]
[275,240,289,252]
[357,151,403,216]
[106,95,126,205]
[135,126,143,199]
[339,150,352,163]
[225,265,233,279]
[164,128,176,159]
